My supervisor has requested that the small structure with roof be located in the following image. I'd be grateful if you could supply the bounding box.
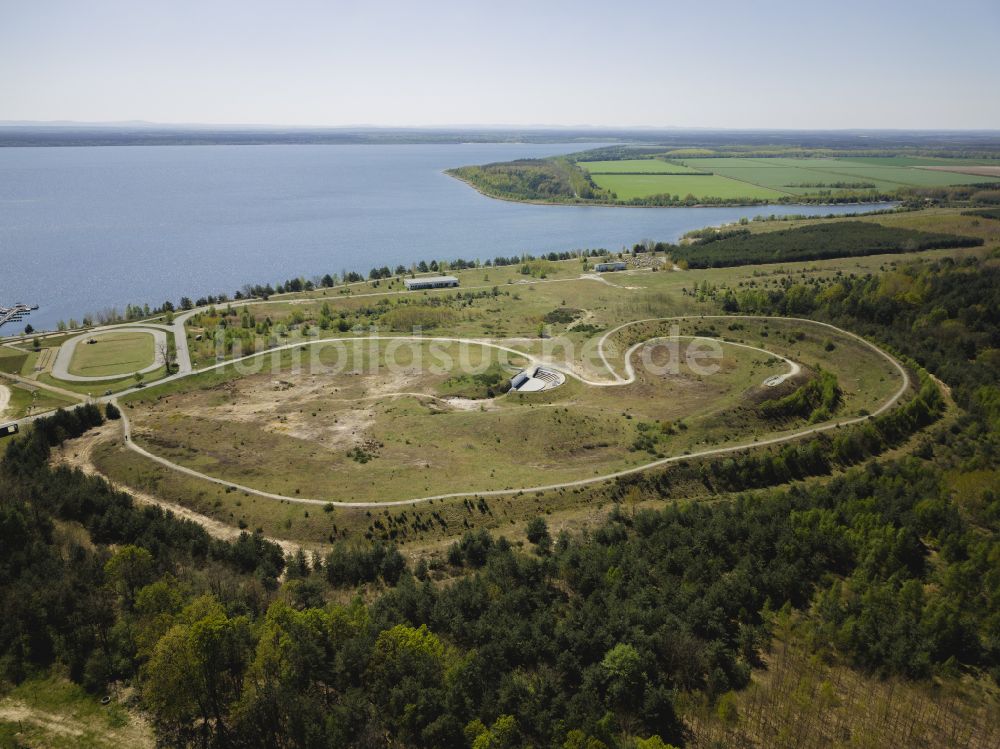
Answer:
[404,275,459,290]
[510,366,565,392]
[594,261,627,272]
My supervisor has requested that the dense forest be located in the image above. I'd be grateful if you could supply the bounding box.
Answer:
[662,222,982,268]
[0,407,286,690]
[448,158,612,202]
[2,255,999,747]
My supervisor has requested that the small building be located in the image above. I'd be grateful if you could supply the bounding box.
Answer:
[510,366,565,393]
[404,275,460,290]
[594,261,627,272]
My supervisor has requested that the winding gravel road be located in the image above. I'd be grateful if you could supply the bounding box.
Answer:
[108,314,910,508]
[22,278,914,509]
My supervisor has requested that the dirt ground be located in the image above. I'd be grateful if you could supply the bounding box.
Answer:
[143,365,496,452]
[0,697,154,749]
[52,422,301,558]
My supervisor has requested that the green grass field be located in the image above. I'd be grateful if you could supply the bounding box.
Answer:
[676,156,995,194]
[828,158,994,187]
[588,172,786,201]
[578,158,703,174]
[826,156,994,167]
[0,346,28,374]
[67,331,156,378]
[450,147,1000,206]
[2,381,77,420]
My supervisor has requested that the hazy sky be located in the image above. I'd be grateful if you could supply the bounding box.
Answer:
[2,0,998,129]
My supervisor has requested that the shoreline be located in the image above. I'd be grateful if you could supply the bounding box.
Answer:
[3,192,903,337]
[444,169,899,211]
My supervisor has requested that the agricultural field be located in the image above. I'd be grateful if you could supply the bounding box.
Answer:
[584,155,1000,201]
[577,158,703,174]
[451,146,1000,204]
[67,330,156,378]
[677,156,996,195]
[586,172,786,201]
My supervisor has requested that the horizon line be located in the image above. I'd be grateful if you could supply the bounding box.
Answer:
[2,120,1000,134]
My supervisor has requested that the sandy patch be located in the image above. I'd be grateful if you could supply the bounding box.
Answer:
[0,383,10,420]
[0,701,85,738]
[443,396,499,411]
[143,367,479,453]
[580,272,641,290]
[566,309,596,331]
[51,423,300,558]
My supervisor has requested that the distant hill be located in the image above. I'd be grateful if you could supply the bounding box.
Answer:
[3,124,1000,148]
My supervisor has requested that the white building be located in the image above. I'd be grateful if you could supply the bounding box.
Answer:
[404,275,460,290]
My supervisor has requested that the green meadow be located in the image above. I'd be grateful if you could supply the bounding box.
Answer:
[587,172,785,201]
[578,158,703,174]
[677,156,993,194]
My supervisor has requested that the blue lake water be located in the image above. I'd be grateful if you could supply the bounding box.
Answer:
[0,143,895,331]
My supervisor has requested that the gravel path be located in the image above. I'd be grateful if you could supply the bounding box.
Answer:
[28,284,913,510]
[110,315,910,508]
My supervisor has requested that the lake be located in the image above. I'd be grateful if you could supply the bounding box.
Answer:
[0,143,895,331]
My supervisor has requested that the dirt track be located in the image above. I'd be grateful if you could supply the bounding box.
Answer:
[0,697,154,748]
[52,423,301,558]
[111,315,911,508]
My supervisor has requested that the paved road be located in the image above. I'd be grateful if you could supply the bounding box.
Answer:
[51,327,169,382]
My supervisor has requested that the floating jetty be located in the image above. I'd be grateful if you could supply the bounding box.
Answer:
[0,303,39,330]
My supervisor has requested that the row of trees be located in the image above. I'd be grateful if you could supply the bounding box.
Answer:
[664,222,982,268]
[50,247,614,335]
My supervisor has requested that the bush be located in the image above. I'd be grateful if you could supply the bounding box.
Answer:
[324,542,407,587]
[526,517,550,545]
